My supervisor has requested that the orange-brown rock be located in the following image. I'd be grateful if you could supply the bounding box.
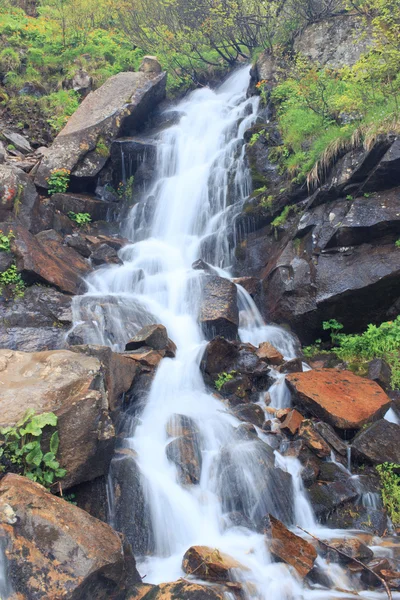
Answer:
[280,409,304,436]
[0,474,140,599]
[264,514,317,578]
[182,546,246,582]
[298,420,331,458]
[13,225,89,295]
[256,342,284,365]
[124,347,165,368]
[286,369,391,431]
[136,581,225,600]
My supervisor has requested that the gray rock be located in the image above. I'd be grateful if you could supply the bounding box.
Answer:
[0,164,40,231]
[52,192,117,222]
[3,130,32,154]
[91,243,122,266]
[351,419,400,465]
[232,403,265,428]
[199,275,239,340]
[125,323,169,351]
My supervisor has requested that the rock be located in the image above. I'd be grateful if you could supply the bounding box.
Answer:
[166,431,202,485]
[0,141,7,163]
[317,462,350,483]
[182,546,245,582]
[263,514,317,578]
[0,474,140,599]
[125,324,169,351]
[298,420,331,459]
[13,225,90,294]
[351,420,400,465]
[65,232,92,257]
[202,336,239,376]
[0,164,40,230]
[321,538,374,564]
[91,243,122,266]
[18,81,47,97]
[110,136,158,190]
[235,423,258,441]
[360,558,392,587]
[52,192,117,222]
[280,440,321,487]
[280,409,303,436]
[139,56,163,74]
[166,414,199,438]
[256,342,284,365]
[326,504,387,536]
[35,70,167,188]
[293,15,371,68]
[363,138,400,192]
[0,349,115,488]
[368,358,392,391]
[2,130,31,154]
[199,276,239,340]
[108,449,154,555]
[138,581,224,600]
[232,403,265,428]
[287,369,391,432]
[232,276,259,296]
[277,358,303,374]
[313,421,347,456]
[64,69,93,95]
[124,347,165,369]
[70,475,109,523]
[307,480,358,520]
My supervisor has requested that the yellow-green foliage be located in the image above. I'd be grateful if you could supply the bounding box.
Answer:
[376,462,400,526]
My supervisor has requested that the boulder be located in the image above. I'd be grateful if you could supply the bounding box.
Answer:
[202,336,239,376]
[326,504,387,536]
[280,409,303,436]
[232,276,259,296]
[0,474,140,599]
[2,130,32,154]
[199,276,239,340]
[137,581,224,600]
[351,420,400,465]
[313,421,347,456]
[321,538,374,564]
[286,369,391,432]
[263,514,317,578]
[110,136,158,190]
[256,341,284,365]
[125,324,169,351]
[363,138,400,192]
[13,225,90,294]
[139,56,163,74]
[52,192,117,222]
[35,67,166,188]
[0,164,40,230]
[166,431,202,485]
[368,358,392,391]
[63,69,93,95]
[298,420,331,459]
[232,403,265,428]
[182,546,245,582]
[0,349,115,488]
[91,243,122,266]
[307,480,359,520]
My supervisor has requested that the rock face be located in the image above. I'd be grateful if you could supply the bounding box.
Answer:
[263,515,317,578]
[35,66,166,189]
[125,324,169,351]
[135,581,224,600]
[0,349,115,488]
[0,474,140,599]
[199,276,239,340]
[286,369,391,431]
[0,164,40,231]
[182,546,245,582]
[351,420,400,465]
[13,226,90,294]
[52,192,117,222]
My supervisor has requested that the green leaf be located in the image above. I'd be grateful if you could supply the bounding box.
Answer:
[55,468,67,479]
[31,412,57,429]
[25,446,43,467]
[43,471,54,484]
[50,431,59,455]
[16,408,36,428]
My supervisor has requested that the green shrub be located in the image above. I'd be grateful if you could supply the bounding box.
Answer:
[271,205,295,229]
[376,462,400,526]
[0,409,67,488]
[47,168,70,195]
[215,371,236,391]
[396,239,400,248]
[0,229,14,253]
[0,264,25,298]
[68,211,91,226]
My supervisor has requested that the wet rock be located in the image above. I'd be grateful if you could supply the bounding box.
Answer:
[35,69,167,189]
[326,505,387,536]
[202,337,240,376]
[363,138,400,192]
[277,358,303,374]
[70,475,109,523]
[0,473,140,599]
[0,164,40,230]
[321,538,374,564]
[307,480,358,520]
[351,419,400,465]
[0,349,115,488]
[200,275,239,340]
[166,414,199,438]
[317,462,350,484]
[13,225,90,294]
[138,581,224,600]
[256,341,284,365]
[232,403,265,428]
[280,409,304,436]
[224,511,254,529]
[280,440,320,487]
[124,348,165,369]
[91,243,122,266]
[263,514,317,578]
[65,232,92,257]
[360,558,392,587]
[232,276,259,296]
[182,546,245,582]
[313,421,347,456]
[368,358,392,391]
[110,136,158,190]
[109,449,154,555]
[235,423,258,441]
[166,430,202,485]
[2,130,31,154]
[298,420,331,459]
[287,369,391,432]
[220,374,253,406]
[192,258,219,275]
[125,324,169,351]
[52,192,117,222]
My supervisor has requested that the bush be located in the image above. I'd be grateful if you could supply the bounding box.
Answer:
[68,211,91,226]
[47,168,70,195]
[215,371,236,391]
[376,462,400,526]
[0,264,25,299]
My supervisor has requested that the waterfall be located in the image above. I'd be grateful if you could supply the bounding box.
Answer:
[70,67,370,599]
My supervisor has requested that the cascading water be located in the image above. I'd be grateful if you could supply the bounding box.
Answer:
[70,67,396,599]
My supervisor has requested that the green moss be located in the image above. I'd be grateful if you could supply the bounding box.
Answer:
[95,137,110,158]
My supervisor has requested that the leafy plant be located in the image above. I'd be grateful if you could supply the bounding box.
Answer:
[323,319,344,343]
[215,371,236,391]
[376,462,400,526]
[0,409,66,488]
[396,239,400,248]
[68,211,91,226]
[249,129,266,146]
[346,194,354,201]
[302,339,322,358]
[271,205,295,229]
[47,168,70,195]
[0,230,14,253]
[0,264,25,299]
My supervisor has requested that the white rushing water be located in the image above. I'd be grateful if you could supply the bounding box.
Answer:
[71,67,396,599]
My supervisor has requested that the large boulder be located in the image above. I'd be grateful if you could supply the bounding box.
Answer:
[351,419,400,465]
[0,349,115,488]
[135,581,225,600]
[13,226,90,294]
[286,369,391,432]
[182,546,245,582]
[263,514,317,578]
[0,164,40,231]
[199,275,239,340]
[125,324,169,351]
[35,66,166,189]
[0,474,140,599]
[52,192,117,222]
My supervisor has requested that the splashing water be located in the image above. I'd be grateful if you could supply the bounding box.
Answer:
[70,67,395,600]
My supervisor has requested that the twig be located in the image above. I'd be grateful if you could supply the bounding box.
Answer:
[296,526,392,600]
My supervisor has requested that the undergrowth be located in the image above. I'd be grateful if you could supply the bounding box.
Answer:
[376,462,400,526]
